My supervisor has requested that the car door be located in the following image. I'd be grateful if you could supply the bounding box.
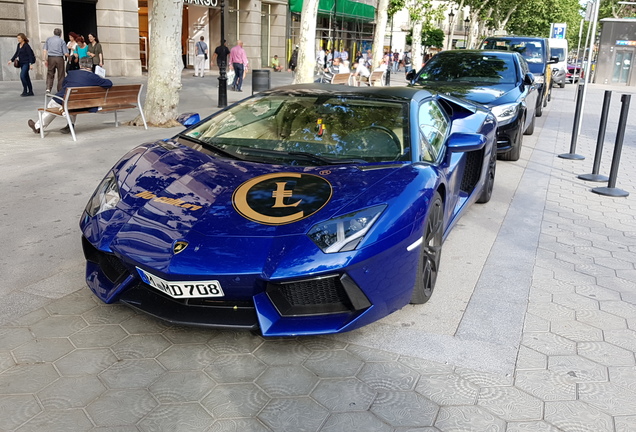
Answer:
[518,55,538,130]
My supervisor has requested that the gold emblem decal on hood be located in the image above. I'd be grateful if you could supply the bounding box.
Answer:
[135,191,203,211]
[173,241,188,254]
[233,173,332,225]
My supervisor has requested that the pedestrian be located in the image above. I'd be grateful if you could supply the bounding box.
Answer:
[194,36,208,78]
[28,57,113,135]
[229,40,248,92]
[271,55,283,72]
[8,33,36,96]
[212,39,230,71]
[87,33,104,73]
[43,28,69,93]
[74,35,89,60]
[288,45,298,73]
[66,32,80,72]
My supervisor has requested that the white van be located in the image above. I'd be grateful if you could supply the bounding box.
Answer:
[549,38,568,88]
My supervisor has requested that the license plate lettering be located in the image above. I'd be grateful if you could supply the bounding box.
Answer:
[136,268,224,299]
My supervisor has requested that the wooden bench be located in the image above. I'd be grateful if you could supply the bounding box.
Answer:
[330,72,353,85]
[369,70,386,86]
[38,84,148,141]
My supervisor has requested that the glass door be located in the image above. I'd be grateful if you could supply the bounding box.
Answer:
[612,50,633,84]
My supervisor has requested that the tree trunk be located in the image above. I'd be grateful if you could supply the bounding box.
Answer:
[137,0,183,127]
[498,5,517,32]
[294,0,319,84]
[411,20,423,70]
[372,0,390,70]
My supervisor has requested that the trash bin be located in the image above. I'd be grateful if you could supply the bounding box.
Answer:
[252,69,271,94]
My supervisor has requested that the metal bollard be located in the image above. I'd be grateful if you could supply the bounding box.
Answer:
[559,84,585,160]
[592,94,631,198]
[578,90,611,182]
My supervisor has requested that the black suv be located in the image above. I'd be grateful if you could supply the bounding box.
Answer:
[480,36,558,117]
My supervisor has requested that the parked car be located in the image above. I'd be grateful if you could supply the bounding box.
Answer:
[407,50,538,161]
[549,38,568,88]
[567,63,584,83]
[80,85,497,336]
[480,36,559,117]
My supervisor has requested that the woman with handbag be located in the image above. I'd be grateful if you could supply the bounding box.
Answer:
[8,33,36,96]
[87,33,104,73]
[66,32,80,72]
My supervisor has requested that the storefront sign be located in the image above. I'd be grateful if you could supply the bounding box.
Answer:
[184,0,218,7]
[616,40,636,46]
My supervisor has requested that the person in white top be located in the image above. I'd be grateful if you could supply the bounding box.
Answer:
[352,61,370,86]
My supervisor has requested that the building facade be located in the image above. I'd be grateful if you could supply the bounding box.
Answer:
[595,18,636,86]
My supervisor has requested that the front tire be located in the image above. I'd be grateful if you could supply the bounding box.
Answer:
[410,192,443,304]
[477,149,496,203]
[524,113,535,135]
[499,122,523,161]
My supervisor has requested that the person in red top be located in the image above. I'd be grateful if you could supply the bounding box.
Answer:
[229,40,248,92]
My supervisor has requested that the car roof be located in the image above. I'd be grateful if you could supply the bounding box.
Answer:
[262,84,433,102]
[436,49,519,59]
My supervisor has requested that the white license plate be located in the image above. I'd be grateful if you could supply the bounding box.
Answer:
[136,267,224,299]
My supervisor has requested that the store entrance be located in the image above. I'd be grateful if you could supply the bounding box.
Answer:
[612,50,633,85]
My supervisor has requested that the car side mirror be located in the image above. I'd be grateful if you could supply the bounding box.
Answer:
[406,70,417,83]
[524,73,535,85]
[447,133,487,153]
[547,56,559,65]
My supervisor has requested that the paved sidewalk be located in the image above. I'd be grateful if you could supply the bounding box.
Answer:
[0,71,635,431]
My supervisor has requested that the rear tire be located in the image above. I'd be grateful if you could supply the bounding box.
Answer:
[410,192,443,304]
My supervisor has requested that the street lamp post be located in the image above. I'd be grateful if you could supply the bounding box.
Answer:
[386,14,393,85]
[447,10,455,50]
[464,17,470,49]
[217,0,227,108]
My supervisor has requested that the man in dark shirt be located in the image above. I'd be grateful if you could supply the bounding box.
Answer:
[212,40,230,70]
[28,57,113,134]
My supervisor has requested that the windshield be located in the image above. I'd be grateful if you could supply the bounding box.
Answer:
[481,39,545,64]
[550,48,566,62]
[184,94,409,164]
[415,52,517,84]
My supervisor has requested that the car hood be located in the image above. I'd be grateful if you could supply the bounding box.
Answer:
[114,141,410,238]
[413,81,517,106]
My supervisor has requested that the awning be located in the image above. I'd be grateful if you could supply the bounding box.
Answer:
[289,0,376,21]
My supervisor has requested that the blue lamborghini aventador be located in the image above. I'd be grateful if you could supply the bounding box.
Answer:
[80,84,497,336]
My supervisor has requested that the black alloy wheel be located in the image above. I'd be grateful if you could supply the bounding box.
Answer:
[410,192,444,304]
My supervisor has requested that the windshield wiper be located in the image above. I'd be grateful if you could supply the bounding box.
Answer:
[239,148,366,165]
[177,133,243,160]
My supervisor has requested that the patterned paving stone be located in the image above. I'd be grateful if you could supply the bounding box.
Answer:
[29,315,87,338]
[552,293,600,311]
[370,391,438,427]
[604,329,636,352]
[204,353,267,383]
[523,313,550,332]
[345,344,400,362]
[111,333,171,359]
[299,337,347,351]
[255,365,318,396]
[575,310,628,330]
[525,302,575,322]
[578,382,636,416]
[252,340,311,365]
[415,374,479,405]
[0,395,41,431]
[600,300,636,319]
[434,405,506,431]
[201,383,269,418]
[544,400,614,432]
[595,256,635,271]
[515,346,547,371]
[550,320,604,342]
[575,284,623,301]
[578,341,636,367]
[597,276,636,294]
[86,389,158,427]
[303,350,363,377]
[398,356,455,376]
[6,308,49,327]
[16,408,93,432]
[119,313,169,334]
[82,304,137,325]
[608,366,636,392]
[138,403,213,432]
[0,363,59,394]
[357,362,420,391]
[37,375,106,409]
[477,386,543,421]
[207,331,264,354]
[514,370,576,401]
[149,370,216,402]
[454,367,514,387]
[321,412,392,432]
[311,377,376,412]
[54,347,118,376]
[11,337,75,363]
[69,324,129,348]
[0,327,35,350]
[505,421,561,432]
[162,326,217,344]
[0,351,15,375]
[156,344,217,371]
[44,290,98,316]
[208,418,271,432]
[521,332,576,356]
[258,397,328,432]
[547,355,608,383]
[99,359,165,388]
[615,415,636,432]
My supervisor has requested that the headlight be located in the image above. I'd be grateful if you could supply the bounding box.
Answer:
[490,103,519,125]
[85,171,121,217]
[534,74,544,84]
[307,205,386,253]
